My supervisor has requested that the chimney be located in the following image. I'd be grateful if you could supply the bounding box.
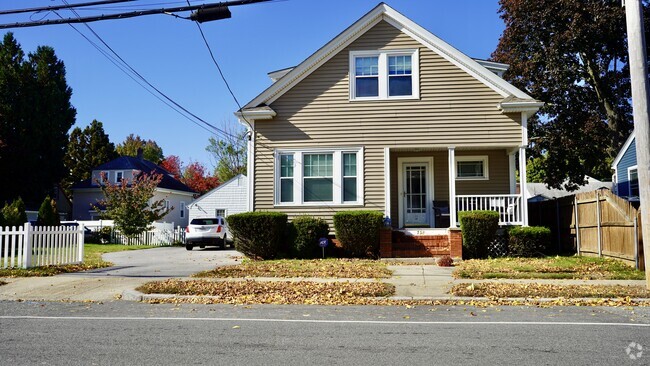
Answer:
[136,148,143,160]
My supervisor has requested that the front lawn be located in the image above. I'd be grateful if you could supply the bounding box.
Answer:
[453,256,645,280]
[137,279,394,305]
[0,243,152,277]
[194,258,392,279]
[451,282,650,298]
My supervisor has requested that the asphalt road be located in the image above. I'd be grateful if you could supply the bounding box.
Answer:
[0,301,648,366]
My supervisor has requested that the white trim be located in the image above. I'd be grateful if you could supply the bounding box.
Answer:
[384,147,391,219]
[234,108,276,120]
[115,171,124,183]
[215,208,228,217]
[243,3,533,110]
[237,117,255,212]
[349,49,420,101]
[397,156,434,228]
[612,130,635,168]
[455,155,489,180]
[628,165,639,197]
[273,147,364,207]
[498,101,544,114]
[519,146,528,226]
[448,147,457,227]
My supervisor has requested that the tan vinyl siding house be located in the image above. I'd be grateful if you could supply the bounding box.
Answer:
[237,4,541,237]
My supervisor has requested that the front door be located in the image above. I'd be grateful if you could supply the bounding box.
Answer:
[403,162,430,227]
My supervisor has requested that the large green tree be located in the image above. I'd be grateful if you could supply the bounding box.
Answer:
[64,120,117,194]
[206,130,247,183]
[116,134,164,164]
[0,33,76,206]
[492,0,648,190]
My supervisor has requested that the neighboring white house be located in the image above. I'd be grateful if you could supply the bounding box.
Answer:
[71,155,196,227]
[524,176,612,202]
[188,174,247,220]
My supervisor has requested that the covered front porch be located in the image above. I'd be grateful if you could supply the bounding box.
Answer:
[383,146,528,230]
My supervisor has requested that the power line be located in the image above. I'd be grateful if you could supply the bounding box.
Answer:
[0,0,272,29]
[0,0,135,15]
[57,1,240,141]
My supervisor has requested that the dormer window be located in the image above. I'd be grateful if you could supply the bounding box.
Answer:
[349,49,419,101]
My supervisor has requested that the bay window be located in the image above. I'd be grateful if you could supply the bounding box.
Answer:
[275,148,363,205]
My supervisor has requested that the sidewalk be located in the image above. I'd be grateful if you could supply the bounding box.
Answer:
[1,264,647,302]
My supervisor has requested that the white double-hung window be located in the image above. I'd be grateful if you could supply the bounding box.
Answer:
[276,148,363,206]
[455,156,489,180]
[350,49,419,100]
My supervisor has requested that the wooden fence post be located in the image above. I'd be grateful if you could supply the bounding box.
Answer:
[596,190,602,257]
[634,216,640,270]
[23,223,33,269]
[574,196,581,255]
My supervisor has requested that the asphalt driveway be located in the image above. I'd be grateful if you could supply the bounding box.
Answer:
[69,246,242,278]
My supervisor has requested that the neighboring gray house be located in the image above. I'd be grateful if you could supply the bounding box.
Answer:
[612,131,639,201]
[524,176,612,202]
[187,174,247,221]
[71,155,196,227]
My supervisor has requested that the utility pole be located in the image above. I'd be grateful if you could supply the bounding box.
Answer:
[625,0,650,289]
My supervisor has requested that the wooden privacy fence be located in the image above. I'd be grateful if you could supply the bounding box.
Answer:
[0,224,85,269]
[529,188,644,269]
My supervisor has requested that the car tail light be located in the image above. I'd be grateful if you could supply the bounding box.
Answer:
[216,225,222,233]
[185,227,190,233]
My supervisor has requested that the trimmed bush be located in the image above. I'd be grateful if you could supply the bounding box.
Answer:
[227,212,287,260]
[508,226,551,257]
[37,196,60,227]
[459,210,499,259]
[333,210,383,258]
[2,198,27,227]
[289,216,329,259]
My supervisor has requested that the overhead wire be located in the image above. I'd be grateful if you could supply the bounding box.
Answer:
[59,0,242,141]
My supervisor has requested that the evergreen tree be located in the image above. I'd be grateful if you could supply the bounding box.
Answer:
[64,120,117,194]
[0,33,76,206]
[36,196,60,227]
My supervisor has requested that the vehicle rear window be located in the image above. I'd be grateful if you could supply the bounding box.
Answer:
[190,218,219,225]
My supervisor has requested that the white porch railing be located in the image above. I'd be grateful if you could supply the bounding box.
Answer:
[455,194,524,226]
[1,224,84,269]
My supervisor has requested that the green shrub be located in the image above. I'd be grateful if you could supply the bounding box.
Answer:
[508,226,551,257]
[2,198,27,227]
[333,210,383,258]
[227,212,287,260]
[289,216,329,259]
[37,196,60,227]
[459,210,499,259]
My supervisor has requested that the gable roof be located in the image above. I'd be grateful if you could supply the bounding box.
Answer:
[72,156,196,193]
[612,130,636,168]
[187,174,246,208]
[240,2,540,115]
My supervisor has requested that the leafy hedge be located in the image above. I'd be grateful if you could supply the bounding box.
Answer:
[227,212,287,260]
[508,226,551,257]
[289,216,329,259]
[333,211,383,258]
[459,210,499,259]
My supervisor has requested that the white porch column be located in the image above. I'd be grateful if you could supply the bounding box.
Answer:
[240,118,255,212]
[448,147,457,227]
[384,147,391,220]
[518,146,529,226]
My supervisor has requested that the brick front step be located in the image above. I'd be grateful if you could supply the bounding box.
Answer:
[379,229,463,258]
[392,249,451,257]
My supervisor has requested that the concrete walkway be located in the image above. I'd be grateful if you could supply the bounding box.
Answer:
[1,250,647,302]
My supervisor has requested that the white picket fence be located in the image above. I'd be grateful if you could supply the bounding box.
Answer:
[111,222,185,246]
[0,224,84,269]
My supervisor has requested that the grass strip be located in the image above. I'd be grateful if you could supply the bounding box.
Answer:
[453,256,644,280]
[451,282,650,299]
[138,279,394,305]
[194,258,392,279]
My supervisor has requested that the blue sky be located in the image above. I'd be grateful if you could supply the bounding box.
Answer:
[2,0,505,169]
